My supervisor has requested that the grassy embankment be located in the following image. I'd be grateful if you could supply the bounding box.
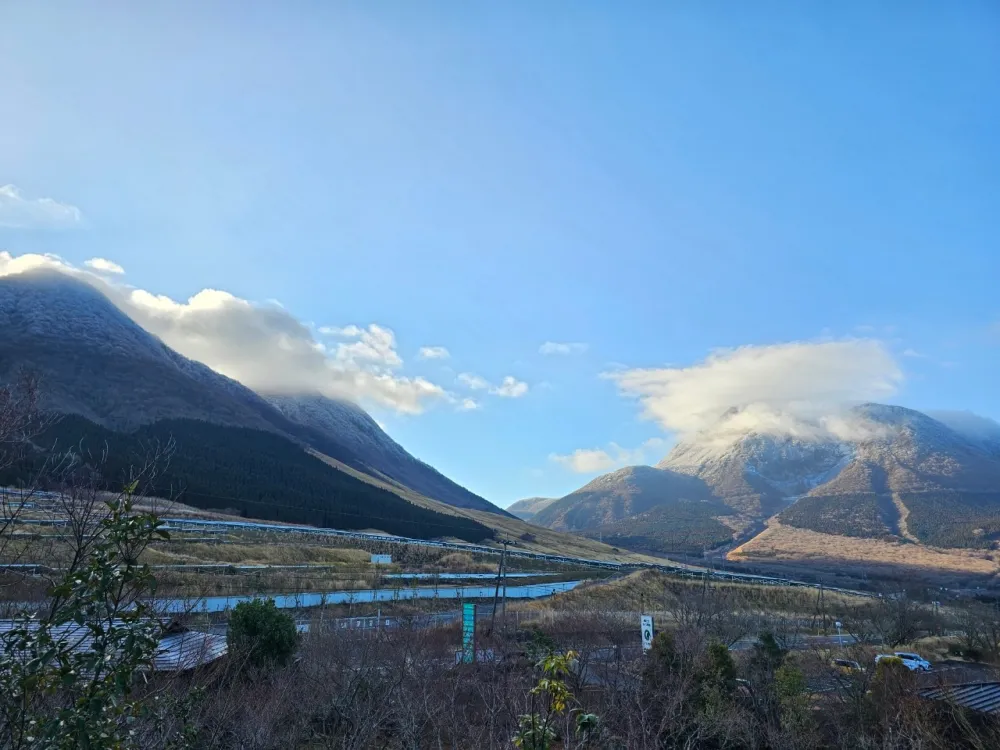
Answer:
[519,568,870,620]
[731,520,1000,586]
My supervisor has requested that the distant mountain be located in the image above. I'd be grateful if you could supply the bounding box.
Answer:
[265,393,505,515]
[531,403,1000,554]
[506,496,558,522]
[533,466,733,554]
[535,466,715,530]
[0,270,502,537]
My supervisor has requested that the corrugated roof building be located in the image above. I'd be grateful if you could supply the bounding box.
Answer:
[0,619,227,672]
[920,682,1000,715]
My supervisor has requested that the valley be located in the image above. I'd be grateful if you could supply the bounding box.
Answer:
[3,268,1000,590]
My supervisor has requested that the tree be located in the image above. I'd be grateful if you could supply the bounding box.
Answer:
[227,598,300,669]
[0,483,187,750]
[514,650,603,750]
[775,663,815,737]
[704,641,737,694]
[744,632,789,729]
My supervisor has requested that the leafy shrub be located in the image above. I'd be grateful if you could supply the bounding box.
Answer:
[227,598,300,668]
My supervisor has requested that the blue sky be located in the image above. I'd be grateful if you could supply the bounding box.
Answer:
[1,2,998,507]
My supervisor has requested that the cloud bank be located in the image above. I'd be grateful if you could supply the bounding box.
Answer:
[0,185,82,229]
[0,252,452,414]
[607,340,903,442]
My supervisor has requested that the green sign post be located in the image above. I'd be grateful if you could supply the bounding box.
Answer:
[462,602,476,663]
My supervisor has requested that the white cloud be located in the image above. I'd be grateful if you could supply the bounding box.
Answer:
[902,348,925,358]
[0,185,82,229]
[458,372,529,399]
[318,325,362,337]
[0,252,447,415]
[607,339,902,442]
[458,372,490,391]
[83,257,125,275]
[491,375,529,398]
[550,447,618,473]
[459,398,481,411]
[418,346,450,360]
[539,341,588,356]
[333,324,402,369]
[550,437,668,474]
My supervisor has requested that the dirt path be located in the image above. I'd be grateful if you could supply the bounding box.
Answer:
[891,494,920,543]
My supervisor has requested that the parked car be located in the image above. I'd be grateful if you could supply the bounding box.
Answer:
[831,658,864,674]
[875,652,932,672]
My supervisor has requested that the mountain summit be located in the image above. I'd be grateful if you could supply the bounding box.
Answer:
[532,403,1000,555]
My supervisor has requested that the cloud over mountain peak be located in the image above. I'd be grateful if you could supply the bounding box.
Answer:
[607,339,903,443]
[0,252,445,414]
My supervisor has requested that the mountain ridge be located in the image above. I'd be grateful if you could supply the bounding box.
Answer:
[0,269,507,519]
[532,403,1000,556]
[265,392,504,515]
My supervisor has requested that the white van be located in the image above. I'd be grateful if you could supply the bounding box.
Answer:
[874,652,932,672]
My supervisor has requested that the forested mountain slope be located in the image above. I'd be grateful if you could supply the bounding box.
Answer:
[1,415,492,542]
[0,269,507,518]
[266,393,504,515]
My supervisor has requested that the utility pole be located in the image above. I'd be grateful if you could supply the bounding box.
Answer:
[501,538,509,635]
[488,537,508,636]
[820,583,827,634]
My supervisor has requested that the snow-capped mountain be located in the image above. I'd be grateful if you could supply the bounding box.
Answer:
[533,403,1000,553]
[0,270,506,517]
[265,393,504,514]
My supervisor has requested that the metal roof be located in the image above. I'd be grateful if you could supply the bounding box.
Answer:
[919,682,1000,715]
[0,619,227,672]
[154,631,228,671]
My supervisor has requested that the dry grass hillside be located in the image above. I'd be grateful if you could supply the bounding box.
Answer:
[730,520,1000,579]
[521,568,869,617]
[310,449,660,563]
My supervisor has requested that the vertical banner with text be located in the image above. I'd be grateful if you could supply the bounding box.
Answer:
[641,614,654,652]
[462,602,477,663]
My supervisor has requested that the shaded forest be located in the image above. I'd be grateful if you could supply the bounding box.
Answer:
[902,491,1000,548]
[1,415,493,543]
[777,493,891,539]
[584,501,736,554]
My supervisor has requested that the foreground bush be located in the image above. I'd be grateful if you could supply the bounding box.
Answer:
[227,598,300,669]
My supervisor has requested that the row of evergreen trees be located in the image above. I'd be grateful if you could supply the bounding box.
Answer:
[1,415,493,543]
